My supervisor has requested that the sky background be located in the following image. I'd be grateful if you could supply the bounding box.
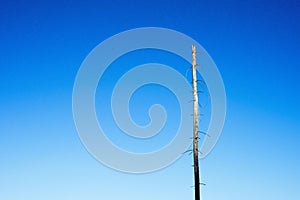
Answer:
[1,0,300,199]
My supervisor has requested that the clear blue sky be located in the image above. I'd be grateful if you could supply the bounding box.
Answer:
[1,0,299,199]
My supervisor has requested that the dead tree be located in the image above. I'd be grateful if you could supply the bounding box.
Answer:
[192,45,200,200]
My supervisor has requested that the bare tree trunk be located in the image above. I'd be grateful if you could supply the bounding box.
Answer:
[192,45,200,200]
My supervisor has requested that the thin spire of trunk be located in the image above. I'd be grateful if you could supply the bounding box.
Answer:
[192,45,200,200]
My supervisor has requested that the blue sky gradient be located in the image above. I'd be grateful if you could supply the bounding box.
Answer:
[1,0,299,199]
